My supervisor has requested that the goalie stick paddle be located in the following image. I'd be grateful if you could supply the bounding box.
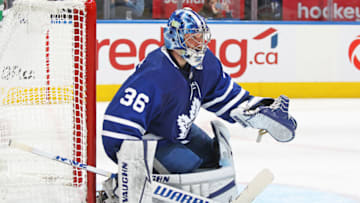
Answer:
[233,169,274,203]
[7,139,273,203]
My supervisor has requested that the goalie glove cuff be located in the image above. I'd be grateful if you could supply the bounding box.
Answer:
[231,96,274,127]
[230,95,297,142]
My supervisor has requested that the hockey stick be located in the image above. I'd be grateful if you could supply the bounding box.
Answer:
[7,139,273,203]
[233,168,274,203]
[7,140,217,203]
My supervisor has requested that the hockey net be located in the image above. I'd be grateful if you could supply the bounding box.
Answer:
[0,0,96,202]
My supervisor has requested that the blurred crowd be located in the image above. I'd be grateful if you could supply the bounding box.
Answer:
[96,0,283,20]
[96,0,360,21]
[1,0,359,22]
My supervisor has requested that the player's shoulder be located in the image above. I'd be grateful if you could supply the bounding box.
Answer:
[202,49,223,74]
[144,47,166,61]
[128,47,178,89]
[204,48,217,60]
[137,47,172,73]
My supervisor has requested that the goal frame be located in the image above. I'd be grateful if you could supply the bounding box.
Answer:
[84,1,97,202]
[0,0,97,202]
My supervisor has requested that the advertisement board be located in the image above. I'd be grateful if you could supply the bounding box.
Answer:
[283,0,360,21]
[96,21,360,99]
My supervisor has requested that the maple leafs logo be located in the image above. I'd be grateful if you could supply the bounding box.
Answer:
[176,98,201,144]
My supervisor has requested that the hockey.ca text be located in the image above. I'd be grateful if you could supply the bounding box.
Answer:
[298,2,360,21]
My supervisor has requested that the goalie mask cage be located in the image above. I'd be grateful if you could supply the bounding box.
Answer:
[0,0,96,202]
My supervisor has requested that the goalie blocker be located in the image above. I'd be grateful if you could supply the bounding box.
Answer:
[101,120,240,203]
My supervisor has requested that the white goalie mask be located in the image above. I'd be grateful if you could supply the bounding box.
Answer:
[164,8,211,69]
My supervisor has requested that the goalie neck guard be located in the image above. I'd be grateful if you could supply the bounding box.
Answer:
[164,7,211,70]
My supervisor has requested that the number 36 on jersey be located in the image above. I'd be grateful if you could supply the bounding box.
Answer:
[120,87,150,113]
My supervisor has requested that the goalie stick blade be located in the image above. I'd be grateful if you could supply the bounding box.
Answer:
[234,169,274,203]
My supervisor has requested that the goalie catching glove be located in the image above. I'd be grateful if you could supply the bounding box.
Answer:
[230,95,297,142]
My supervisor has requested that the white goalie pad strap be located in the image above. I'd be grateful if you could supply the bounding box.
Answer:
[143,133,163,140]
[208,177,238,202]
[181,177,237,202]
[152,166,235,185]
[153,158,170,174]
[116,140,157,203]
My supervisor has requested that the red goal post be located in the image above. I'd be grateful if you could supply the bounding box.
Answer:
[0,0,97,202]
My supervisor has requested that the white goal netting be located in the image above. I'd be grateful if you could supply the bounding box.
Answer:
[0,0,96,202]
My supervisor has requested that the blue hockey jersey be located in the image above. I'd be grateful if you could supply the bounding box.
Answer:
[102,46,251,162]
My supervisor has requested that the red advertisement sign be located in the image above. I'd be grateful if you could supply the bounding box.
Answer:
[97,26,279,78]
[283,0,360,21]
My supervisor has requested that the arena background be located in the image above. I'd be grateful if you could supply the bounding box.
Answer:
[95,20,360,203]
[96,21,360,101]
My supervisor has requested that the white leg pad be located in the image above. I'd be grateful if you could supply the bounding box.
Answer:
[116,140,157,203]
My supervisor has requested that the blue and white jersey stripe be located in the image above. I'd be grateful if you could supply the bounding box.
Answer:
[102,130,141,140]
[103,115,146,135]
[202,80,234,109]
[215,88,247,116]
